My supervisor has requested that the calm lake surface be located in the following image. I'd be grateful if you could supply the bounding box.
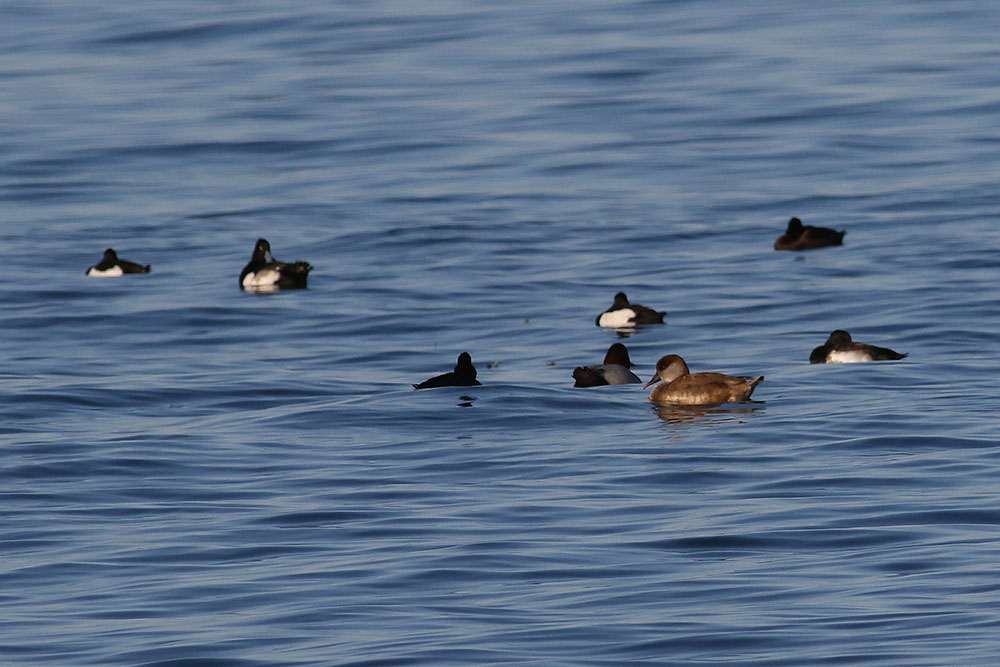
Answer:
[3,1,1000,664]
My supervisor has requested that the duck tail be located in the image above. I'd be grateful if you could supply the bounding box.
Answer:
[290,261,312,275]
[572,367,606,388]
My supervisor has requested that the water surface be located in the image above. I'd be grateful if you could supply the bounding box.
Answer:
[3,1,1000,664]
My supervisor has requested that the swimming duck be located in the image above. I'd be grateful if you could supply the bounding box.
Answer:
[572,343,642,387]
[239,238,312,291]
[413,352,482,389]
[774,217,845,250]
[809,330,907,363]
[596,292,666,327]
[643,354,763,405]
[85,248,150,276]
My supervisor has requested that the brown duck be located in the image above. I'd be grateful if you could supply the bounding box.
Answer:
[643,354,763,406]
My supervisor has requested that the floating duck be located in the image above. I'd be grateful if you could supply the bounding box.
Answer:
[644,354,763,405]
[774,217,845,250]
[413,352,482,389]
[239,238,312,291]
[572,343,642,387]
[85,248,150,276]
[809,330,907,363]
[596,292,665,327]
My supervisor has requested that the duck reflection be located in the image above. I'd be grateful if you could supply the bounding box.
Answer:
[652,401,764,425]
[608,324,661,340]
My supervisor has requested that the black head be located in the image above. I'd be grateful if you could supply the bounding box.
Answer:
[102,248,119,261]
[786,217,804,234]
[826,330,852,346]
[612,292,630,307]
[251,238,274,262]
[455,352,478,380]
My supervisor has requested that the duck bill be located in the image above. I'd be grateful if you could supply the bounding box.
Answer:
[642,376,661,390]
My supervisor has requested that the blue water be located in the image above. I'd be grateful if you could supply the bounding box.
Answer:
[3,1,1000,664]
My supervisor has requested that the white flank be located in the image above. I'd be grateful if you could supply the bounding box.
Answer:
[827,349,872,363]
[598,308,636,328]
[243,269,280,287]
[242,269,282,292]
[87,266,124,277]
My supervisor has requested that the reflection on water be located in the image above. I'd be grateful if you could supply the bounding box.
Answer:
[607,324,663,339]
[240,284,283,294]
[652,401,765,425]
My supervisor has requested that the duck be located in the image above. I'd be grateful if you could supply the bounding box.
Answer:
[572,343,642,387]
[413,352,482,389]
[809,330,907,363]
[643,354,763,405]
[774,217,845,250]
[596,292,666,327]
[85,248,150,276]
[239,238,312,291]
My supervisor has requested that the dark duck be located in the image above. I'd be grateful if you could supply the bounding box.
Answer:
[774,217,845,250]
[413,352,482,389]
[596,292,665,327]
[86,248,150,276]
[239,238,312,291]
[809,330,907,363]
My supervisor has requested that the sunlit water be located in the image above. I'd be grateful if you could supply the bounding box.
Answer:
[3,1,1000,664]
